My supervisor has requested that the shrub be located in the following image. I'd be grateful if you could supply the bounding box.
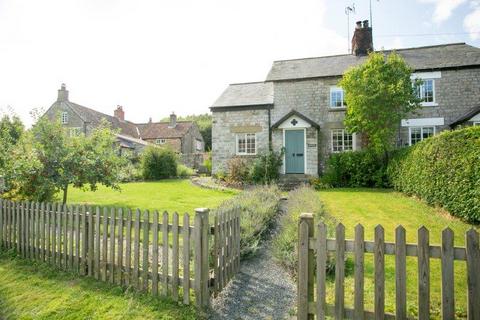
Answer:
[388,126,480,223]
[273,186,336,277]
[118,162,143,182]
[309,177,331,190]
[249,150,284,184]
[322,150,389,188]
[226,157,250,185]
[177,164,195,178]
[215,185,281,258]
[203,152,212,174]
[141,146,178,180]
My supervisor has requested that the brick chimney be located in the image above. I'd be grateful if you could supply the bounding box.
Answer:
[351,20,373,56]
[114,105,125,121]
[169,112,177,128]
[57,83,69,102]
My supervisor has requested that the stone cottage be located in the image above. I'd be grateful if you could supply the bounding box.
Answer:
[44,84,205,156]
[210,20,480,178]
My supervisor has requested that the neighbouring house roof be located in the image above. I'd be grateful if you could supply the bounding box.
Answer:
[449,105,480,128]
[50,99,197,141]
[271,109,320,129]
[63,101,142,138]
[137,121,194,139]
[266,43,480,81]
[115,133,150,147]
[211,81,274,110]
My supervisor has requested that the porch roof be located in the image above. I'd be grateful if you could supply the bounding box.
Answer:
[271,110,320,129]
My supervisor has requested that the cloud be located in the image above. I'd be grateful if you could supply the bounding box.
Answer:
[464,1,480,39]
[419,0,467,23]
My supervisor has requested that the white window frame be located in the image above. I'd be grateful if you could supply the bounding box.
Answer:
[68,127,82,137]
[408,126,436,146]
[61,112,68,124]
[236,133,257,155]
[416,79,437,106]
[196,139,203,151]
[155,138,166,145]
[411,71,440,107]
[474,122,480,126]
[329,86,346,108]
[331,129,355,152]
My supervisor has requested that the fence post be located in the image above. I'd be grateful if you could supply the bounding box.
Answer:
[298,213,314,320]
[194,208,210,308]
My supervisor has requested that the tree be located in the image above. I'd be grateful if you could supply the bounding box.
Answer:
[340,51,422,154]
[4,117,125,203]
[0,113,25,171]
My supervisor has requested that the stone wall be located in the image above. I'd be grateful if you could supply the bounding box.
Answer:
[399,68,480,145]
[272,78,362,172]
[211,109,270,174]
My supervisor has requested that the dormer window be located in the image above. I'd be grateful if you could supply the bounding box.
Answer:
[61,112,68,124]
[330,86,346,108]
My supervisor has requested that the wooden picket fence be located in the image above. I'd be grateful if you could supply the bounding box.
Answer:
[0,198,240,307]
[297,213,480,320]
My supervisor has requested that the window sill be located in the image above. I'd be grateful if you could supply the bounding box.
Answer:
[420,102,438,107]
[328,107,347,112]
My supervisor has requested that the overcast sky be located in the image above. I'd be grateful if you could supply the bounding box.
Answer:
[1,0,479,126]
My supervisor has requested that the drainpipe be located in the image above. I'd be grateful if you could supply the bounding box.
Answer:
[268,107,272,151]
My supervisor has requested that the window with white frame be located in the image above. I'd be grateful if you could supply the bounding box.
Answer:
[330,87,346,108]
[236,133,256,155]
[409,126,435,145]
[155,139,166,145]
[416,79,435,103]
[474,122,480,126]
[69,127,82,137]
[61,112,69,124]
[196,139,203,151]
[331,129,354,152]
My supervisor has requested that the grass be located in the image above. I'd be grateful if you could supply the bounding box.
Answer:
[0,251,200,320]
[319,188,479,319]
[67,180,238,215]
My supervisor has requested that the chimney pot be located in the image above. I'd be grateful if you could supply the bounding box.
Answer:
[114,105,125,121]
[356,21,362,29]
[363,20,369,28]
[57,83,69,102]
[169,112,177,128]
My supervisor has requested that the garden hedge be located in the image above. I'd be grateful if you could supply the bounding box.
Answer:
[388,126,480,223]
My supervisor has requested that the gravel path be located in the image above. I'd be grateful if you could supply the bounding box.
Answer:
[209,199,296,320]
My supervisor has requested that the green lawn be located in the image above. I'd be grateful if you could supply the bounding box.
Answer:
[319,188,478,319]
[67,180,238,215]
[0,252,199,320]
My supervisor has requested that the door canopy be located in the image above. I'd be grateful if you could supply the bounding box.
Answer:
[271,110,320,129]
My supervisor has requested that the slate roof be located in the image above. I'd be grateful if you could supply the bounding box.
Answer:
[53,100,194,140]
[266,43,480,81]
[63,101,141,138]
[211,82,274,109]
[449,105,480,128]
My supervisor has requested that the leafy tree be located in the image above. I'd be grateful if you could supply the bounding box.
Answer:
[161,113,212,150]
[4,117,125,203]
[340,51,422,154]
[0,113,25,171]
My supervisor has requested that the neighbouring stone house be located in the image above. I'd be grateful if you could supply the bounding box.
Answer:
[44,84,205,158]
[210,20,480,177]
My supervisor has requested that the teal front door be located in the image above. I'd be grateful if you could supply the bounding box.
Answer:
[285,130,305,174]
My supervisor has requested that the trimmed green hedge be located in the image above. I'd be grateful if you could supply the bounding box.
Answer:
[388,127,480,223]
[322,149,389,188]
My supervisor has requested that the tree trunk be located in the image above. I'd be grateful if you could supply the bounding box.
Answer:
[62,185,68,204]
